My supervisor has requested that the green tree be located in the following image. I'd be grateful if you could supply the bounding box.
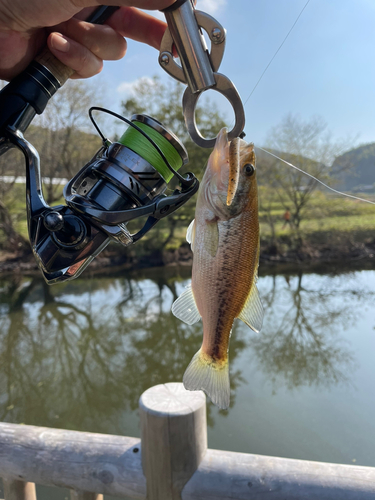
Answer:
[121,76,227,252]
[0,148,30,252]
[0,81,29,250]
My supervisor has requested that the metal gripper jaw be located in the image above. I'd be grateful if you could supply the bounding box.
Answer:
[159,0,245,148]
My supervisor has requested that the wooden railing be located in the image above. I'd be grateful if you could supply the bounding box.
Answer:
[1,382,375,499]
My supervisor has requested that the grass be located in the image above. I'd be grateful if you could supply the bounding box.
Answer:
[259,190,375,246]
[1,182,375,255]
[1,183,65,243]
[260,212,375,237]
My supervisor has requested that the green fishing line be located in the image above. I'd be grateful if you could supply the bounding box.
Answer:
[119,121,183,183]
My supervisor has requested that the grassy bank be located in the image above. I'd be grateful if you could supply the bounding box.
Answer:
[159,190,375,253]
[260,191,375,238]
[258,191,375,258]
[1,186,375,271]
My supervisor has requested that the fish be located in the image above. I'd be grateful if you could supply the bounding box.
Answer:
[172,128,263,409]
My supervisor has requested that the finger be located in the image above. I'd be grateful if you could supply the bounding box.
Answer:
[53,18,127,61]
[107,6,167,50]
[74,7,97,21]
[48,32,103,79]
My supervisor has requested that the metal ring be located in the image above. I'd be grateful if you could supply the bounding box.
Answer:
[182,73,245,148]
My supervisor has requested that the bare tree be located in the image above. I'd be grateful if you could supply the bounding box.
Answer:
[26,80,102,204]
[257,114,354,236]
[0,79,103,251]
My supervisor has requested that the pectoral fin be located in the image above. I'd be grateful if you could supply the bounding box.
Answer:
[172,284,201,325]
[238,282,264,333]
[186,219,196,252]
[204,221,219,257]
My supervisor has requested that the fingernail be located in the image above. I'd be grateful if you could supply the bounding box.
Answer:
[50,33,70,53]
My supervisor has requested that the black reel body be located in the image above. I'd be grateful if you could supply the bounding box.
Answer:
[10,109,199,284]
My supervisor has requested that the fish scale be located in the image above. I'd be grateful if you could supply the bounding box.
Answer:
[172,128,263,409]
[196,214,258,361]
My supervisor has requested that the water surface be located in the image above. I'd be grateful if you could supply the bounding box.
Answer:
[0,266,374,498]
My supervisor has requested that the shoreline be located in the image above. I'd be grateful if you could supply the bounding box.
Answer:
[0,240,374,279]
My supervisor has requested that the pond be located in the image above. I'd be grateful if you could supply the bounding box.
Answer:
[0,265,374,499]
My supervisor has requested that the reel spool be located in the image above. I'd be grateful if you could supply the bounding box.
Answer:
[26,108,199,284]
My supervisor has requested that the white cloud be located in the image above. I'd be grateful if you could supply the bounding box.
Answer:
[197,0,227,15]
[116,76,157,96]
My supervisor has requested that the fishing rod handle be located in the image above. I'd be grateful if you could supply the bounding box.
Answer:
[0,6,120,137]
[35,5,120,87]
[35,47,73,87]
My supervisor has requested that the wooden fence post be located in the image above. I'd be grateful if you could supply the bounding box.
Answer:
[3,479,36,500]
[139,382,206,500]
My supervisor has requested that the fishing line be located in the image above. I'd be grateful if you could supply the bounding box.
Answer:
[256,146,375,206]
[89,107,196,188]
[243,0,311,107]
[120,121,183,183]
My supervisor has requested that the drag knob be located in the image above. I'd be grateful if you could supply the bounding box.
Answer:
[44,211,87,248]
[43,211,64,232]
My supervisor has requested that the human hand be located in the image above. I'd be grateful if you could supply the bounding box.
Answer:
[0,0,176,81]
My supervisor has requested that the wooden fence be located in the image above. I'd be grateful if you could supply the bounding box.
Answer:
[1,382,375,500]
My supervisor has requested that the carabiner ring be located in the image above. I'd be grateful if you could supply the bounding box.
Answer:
[182,73,245,148]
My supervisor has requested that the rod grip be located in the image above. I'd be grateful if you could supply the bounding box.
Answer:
[34,6,120,86]
[35,47,74,86]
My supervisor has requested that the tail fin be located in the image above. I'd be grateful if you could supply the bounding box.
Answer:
[183,350,230,409]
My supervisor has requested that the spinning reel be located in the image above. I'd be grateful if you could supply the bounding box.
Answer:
[4,107,198,284]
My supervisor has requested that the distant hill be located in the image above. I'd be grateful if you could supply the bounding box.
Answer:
[256,143,375,193]
[332,143,375,192]
[254,146,323,189]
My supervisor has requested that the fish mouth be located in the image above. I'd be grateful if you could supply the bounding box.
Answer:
[207,129,255,215]
[210,127,229,175]
[226,137,240,206]
[208,128,244,214]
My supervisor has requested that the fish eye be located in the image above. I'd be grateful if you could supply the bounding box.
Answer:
[244,163,255,176]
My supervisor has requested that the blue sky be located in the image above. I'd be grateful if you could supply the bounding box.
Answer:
[92,0,375,148]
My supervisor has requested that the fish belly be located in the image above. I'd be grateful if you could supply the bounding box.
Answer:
[192,211,258,362]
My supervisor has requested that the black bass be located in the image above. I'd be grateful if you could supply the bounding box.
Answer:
[172,128,263,409]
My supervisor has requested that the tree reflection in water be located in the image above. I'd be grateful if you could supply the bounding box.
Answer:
[0,269,364,433]
[250,271,360,391]
[0,271,246,432]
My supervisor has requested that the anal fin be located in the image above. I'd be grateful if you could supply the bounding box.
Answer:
[238,282,264,333]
